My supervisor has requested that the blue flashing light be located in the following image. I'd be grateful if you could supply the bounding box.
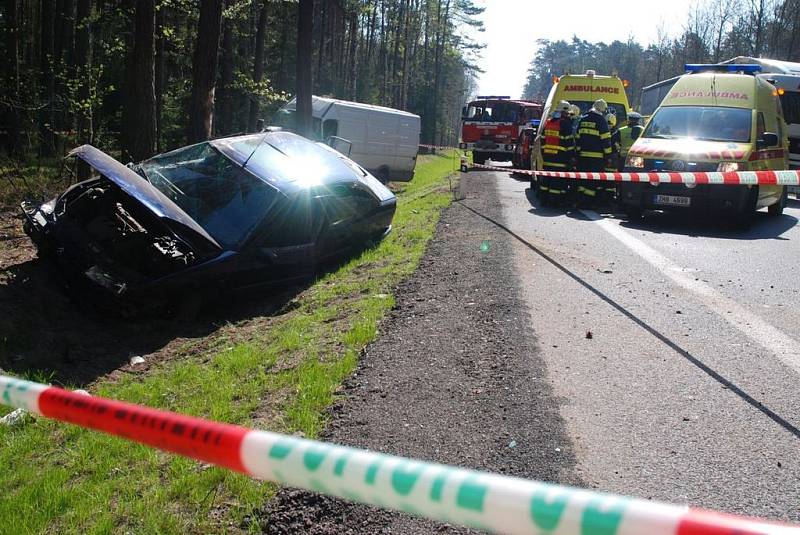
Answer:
[684,63,762,74]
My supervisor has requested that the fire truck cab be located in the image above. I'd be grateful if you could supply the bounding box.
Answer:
[460,96,542,164]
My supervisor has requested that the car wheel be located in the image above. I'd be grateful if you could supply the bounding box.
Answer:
[735,187,758,229]
[768,187,788,216]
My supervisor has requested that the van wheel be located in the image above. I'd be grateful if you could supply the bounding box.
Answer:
[376,167,390,184]
[735,187,758,229]
[768,187,788,216]
[624,207,643,222]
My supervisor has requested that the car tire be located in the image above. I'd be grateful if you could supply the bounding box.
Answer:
[768,187,788,216]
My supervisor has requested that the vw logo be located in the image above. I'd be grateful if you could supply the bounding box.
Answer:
[671,160,687,171]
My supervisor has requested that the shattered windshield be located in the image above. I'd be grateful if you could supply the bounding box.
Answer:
[138,143,280,249]
[643,106,752,143]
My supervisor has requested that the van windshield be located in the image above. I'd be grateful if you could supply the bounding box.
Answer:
[643,106,752,143]
[569,101,627,123]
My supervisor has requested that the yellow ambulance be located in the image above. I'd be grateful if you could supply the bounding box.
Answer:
[620,64,789,226]
[532,71,631,170]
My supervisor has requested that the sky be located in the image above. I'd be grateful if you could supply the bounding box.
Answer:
[474,0,698,98]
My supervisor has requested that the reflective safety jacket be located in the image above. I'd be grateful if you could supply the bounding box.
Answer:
[541,115,575,169]
[576,110,612,162]
[618,124,644,156]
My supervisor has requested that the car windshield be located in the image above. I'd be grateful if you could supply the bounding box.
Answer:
[138,142,280,249]
[643,106,752,143]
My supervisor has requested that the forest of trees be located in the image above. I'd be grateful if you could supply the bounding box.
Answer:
[0,0,484,163]
[523,0,800,106]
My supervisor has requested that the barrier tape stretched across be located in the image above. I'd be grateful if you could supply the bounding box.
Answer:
[1,375,797,535]
[419,143,463,151]
[466,161,800,186]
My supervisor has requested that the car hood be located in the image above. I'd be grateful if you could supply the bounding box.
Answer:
[629,137,750,162]
[68,145,221,250]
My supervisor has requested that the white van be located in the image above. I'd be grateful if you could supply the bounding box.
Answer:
[274,96,421,182]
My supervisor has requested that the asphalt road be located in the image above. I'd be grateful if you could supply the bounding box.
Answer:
[467,167,800,522]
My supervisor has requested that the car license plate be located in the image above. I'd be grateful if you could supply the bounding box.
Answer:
[653,194,691,207]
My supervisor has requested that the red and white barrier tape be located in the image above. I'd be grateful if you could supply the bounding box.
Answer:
[1,375,797,534]
[467,162,800,186]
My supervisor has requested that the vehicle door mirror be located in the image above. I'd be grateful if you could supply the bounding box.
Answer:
[327,136,352,157]
[758,132,779,149]
[462,106,468,119]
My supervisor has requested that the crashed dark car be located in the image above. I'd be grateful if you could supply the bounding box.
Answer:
[21,131,397,308]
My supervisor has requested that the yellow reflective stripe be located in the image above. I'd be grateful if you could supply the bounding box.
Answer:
[579,128,600,136]
[561,134,574,140]
[600,132,611,139]
[579,151,604,158]
[603,147,613,154]
[577,187,597,197]
[542,161,567,167]
[543,145,569,151]
[544,129,559,136]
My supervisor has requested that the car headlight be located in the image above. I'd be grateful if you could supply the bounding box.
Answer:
[626,155,644,169]
[717,162,740,172]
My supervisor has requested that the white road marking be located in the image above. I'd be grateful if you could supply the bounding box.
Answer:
[581,209,800,375]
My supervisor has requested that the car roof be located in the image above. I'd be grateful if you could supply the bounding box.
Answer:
[210,131,372,196]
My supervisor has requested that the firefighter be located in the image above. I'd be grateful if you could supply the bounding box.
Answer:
[575,99,612,207]
[539,100,575,205]
[618,111,644,166]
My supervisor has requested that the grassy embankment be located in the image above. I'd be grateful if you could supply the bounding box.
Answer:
[0,151,459,533]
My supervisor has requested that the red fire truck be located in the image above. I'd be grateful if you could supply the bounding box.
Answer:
[459,96,543,164]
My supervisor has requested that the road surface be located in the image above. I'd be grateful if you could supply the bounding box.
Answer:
[471,166,800,521]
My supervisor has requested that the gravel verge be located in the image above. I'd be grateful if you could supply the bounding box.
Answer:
[259,172,580,533]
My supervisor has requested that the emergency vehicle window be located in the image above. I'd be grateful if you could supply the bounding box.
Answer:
[643,106,751,143]
[322,119,338,140]
[756,113,766,139]
[779,92,800,125]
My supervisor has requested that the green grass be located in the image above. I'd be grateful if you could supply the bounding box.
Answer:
[0,151,460,534]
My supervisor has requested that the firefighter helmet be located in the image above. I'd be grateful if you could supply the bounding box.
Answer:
[569,104,581,118]
[628,111,642,125]
[558,100,571,113]
[592,99,608,113]
[606,113,617,129]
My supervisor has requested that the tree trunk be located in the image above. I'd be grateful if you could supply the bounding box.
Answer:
[154,4,165,152]
[247,0,268,132]
[39,0,56,156]
[218,0,235,135]
[122,0,156,162]
[187,0,223,143]
[3,0,21,157]
[74,0,92,147]
[296,0,313,138]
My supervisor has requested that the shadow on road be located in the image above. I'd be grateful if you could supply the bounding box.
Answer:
[518,180,798,240]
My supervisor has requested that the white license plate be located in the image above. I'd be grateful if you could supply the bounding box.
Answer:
[653,194,691,207]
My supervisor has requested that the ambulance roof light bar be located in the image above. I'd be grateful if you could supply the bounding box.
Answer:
[684,63,762,74]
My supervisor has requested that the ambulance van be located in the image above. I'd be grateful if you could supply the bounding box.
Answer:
[619,64,789,226]
[532,70,631,171]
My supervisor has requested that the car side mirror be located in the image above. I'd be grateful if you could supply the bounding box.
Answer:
[758,132,779,149]
[327,136,352,157]
[462,106,468,119]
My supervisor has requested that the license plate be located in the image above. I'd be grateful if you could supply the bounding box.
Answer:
[653,194,691,207]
